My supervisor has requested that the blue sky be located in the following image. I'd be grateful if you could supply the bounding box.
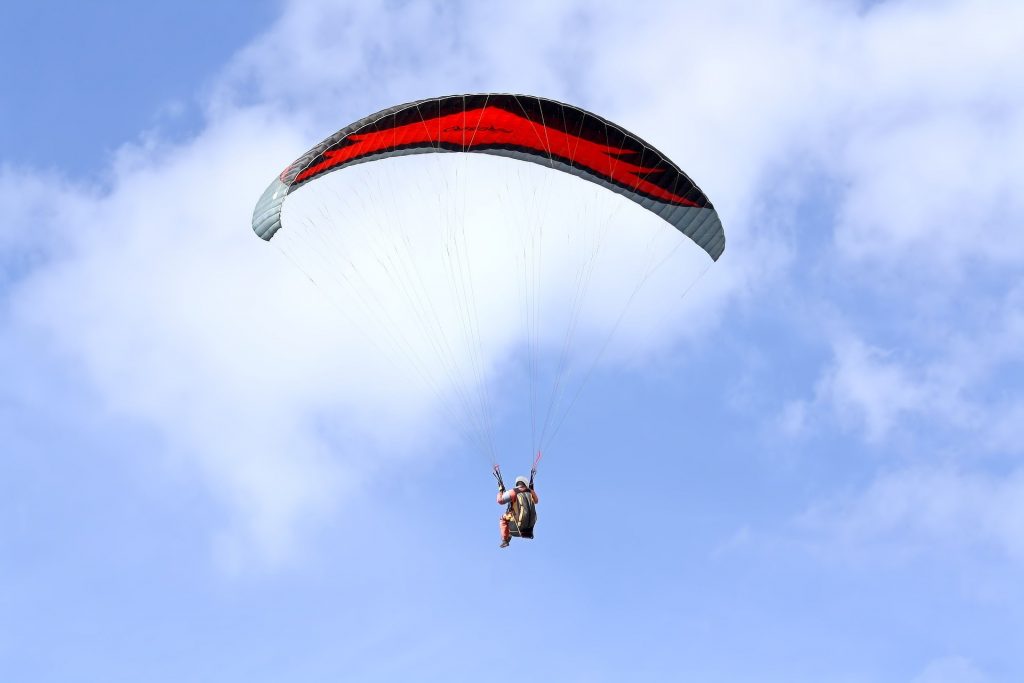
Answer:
[2,1,1023,681]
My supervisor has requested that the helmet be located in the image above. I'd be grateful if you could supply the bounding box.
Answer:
[514,476,529,489]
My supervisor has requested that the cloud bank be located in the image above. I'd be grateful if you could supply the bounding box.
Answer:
[3,0,1023,567]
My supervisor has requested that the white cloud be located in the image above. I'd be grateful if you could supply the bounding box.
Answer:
[7,111,366,564]
[834,110,1024,272]
[6,0,1024,565]
[800,279,1024,451]
[816,336,931,442]
[824,0,1024,273]
[0,167,90,281]
[801,465,1024,564]
[912,656,992,683]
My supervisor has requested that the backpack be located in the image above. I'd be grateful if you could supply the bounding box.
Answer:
[513,489,537,535]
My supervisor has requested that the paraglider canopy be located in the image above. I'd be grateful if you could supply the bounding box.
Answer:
[253,93,724,260]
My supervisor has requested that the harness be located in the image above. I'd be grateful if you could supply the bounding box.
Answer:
[506,488,537,536]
